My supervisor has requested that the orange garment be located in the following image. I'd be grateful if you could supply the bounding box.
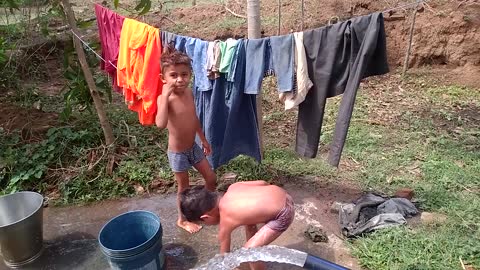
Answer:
[117,18,163,125]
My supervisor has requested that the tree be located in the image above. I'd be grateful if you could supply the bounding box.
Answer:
[247,0,264,158]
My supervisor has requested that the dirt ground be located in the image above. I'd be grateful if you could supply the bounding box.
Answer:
[144,0,480,68]
[1,0,479,188]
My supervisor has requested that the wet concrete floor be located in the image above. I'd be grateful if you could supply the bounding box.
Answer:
[0,183,362,270]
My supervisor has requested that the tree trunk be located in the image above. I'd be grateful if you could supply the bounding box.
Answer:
[61,0,115,146]
[247,0,264,158]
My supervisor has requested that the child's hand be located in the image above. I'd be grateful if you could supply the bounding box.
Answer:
[163,81,176,96]
[202,141,212,156]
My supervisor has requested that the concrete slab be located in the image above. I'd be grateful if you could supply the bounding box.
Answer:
[0,183,362,270]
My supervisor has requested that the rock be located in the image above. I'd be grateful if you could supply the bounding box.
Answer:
[134,184,145,195]
[221,172,237,181]
[304,225,328,243]
[420,212,448,225]
[394,188,414,200]
[33,100,42,110]
[330,201,347,213]
[149,179,163,190]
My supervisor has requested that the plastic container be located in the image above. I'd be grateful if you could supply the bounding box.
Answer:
[98,210,165,270]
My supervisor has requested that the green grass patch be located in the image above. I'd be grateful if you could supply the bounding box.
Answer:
[426,85,480,106]
[341,81,480,269]
[218,148,336,181]
[350,222,480,270]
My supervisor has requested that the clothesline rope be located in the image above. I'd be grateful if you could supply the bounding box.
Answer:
[70,29,118,70]
[71,0,425,68]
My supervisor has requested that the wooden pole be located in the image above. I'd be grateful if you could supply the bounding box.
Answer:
[247,0,264,158]
[61,0,115,146]
[301,0,304,30]
[277,0,281,35]
[402,5,418,77]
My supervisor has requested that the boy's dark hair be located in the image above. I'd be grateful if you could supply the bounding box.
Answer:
[160,44,192,73]
[180,186,218,222]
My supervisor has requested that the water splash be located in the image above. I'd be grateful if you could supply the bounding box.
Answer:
[192,245,308,270]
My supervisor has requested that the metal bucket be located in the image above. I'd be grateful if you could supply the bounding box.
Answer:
[0,192,44,268]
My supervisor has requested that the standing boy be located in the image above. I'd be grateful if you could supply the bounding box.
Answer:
[156,45,217,233]
[180,181,295,270]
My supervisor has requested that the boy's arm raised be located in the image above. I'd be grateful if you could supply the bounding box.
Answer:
[155,88,173,129]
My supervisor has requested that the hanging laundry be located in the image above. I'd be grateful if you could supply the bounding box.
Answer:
[193,39,210,91]
[194,40,261,169]
[161,31,177,47]
[244,35,295,94]
[296,12,389,166]
[117,18,162,125]
[174,35,211,91]
[245,38,271,94]
[279,32,313,110]
[270,35,295,93]
[226,40,241,83]
[206,40,222,80]
[94,4,125,93]
[219,38,238,74]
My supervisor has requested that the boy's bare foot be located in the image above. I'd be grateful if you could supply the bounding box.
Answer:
[177,219,202,233]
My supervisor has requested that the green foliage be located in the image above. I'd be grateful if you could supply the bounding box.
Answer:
[134,0,151,15]
[61,40,112,120]
[58,175,133,204]
[118,160,153,185]
[219,155,276,181]
[0,0,19,11]
[0,127,99,194]
[0,36,19,91]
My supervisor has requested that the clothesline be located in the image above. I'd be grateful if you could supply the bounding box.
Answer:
[73,0,424,69]
[70,29,118,69]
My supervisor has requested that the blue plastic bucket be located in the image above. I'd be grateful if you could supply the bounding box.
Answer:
[98,211,165,270]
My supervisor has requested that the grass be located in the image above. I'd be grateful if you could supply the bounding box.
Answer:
[350,222,479,270]
[335,75,480,269]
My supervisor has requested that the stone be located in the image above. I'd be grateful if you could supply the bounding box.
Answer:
[221,172,237,181]
[304,224,328,243]
[134,184,145,195]
[330,201,347,213]
[394,188,414,200]
[420,212,448,225]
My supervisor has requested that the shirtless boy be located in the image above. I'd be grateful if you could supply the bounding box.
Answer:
[180,181,295,270]
[156,45,217,233]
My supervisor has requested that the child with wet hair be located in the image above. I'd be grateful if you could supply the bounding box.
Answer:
[156,45,217,234]
[180,181,295,270]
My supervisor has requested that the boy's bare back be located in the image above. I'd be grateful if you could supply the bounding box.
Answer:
[219,181,287,227]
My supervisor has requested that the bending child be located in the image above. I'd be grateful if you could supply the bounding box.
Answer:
[156,45,217,233]
[180,181,295,270]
